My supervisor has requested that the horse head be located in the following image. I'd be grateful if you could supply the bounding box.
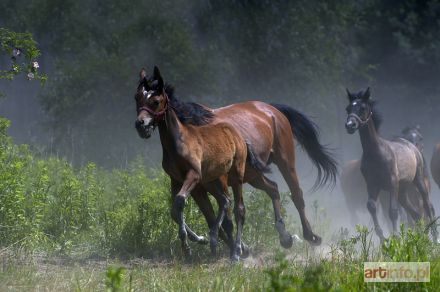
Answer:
[345,87,373,134]
[134,66,168,139]
[401,125,423,151]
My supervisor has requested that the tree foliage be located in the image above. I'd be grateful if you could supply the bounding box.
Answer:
[0,28,45,97]
[1,0,439,165]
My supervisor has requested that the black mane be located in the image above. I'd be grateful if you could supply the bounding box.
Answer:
[164,84,214,126]
[370,101,382,131]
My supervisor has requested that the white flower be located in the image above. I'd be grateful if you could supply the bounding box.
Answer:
[12,48,21,58]
[27,72,35,80]
[32,61,39,69]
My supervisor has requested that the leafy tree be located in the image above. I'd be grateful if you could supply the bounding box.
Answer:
[0,28,45,97]
[1,0,439,166]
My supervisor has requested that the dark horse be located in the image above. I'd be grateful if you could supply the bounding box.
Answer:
[341,126,428,226]
[135,66,337,259]
[344,88,438,242]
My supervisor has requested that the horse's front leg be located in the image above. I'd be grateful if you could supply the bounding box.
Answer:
[171,179,207,245]
[172,170,200,257]
[366,184,385,242]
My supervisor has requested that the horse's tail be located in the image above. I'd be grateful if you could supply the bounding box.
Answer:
[270,103,338,190]
[246,141,271,173]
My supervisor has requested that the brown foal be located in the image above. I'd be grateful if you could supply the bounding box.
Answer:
[135,67,257,260]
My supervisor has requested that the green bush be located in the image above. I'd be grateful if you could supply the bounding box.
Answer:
[0,117,290,258]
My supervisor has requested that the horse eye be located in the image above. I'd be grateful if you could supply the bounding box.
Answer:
[151,100,159,107]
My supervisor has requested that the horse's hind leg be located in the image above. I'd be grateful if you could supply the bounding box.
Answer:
[275,158,321,246]
[414,173,438,241]
[191,186,234,250]
[249,174,294,248]
[230,181,245,261]
[205,178,231,257]
[398,186,422,227]
[388,183,400,234]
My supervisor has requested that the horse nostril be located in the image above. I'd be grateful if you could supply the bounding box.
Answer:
[139,119,144,124]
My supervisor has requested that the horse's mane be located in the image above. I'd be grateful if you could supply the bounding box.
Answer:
[165,84,214,126]
[370,101,383,131]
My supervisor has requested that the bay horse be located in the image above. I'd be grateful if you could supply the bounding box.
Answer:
[135,66,260,260]
[344,88,437,242]
[431,143,440,189]
[135,66,337,259]
[341,126,427,226]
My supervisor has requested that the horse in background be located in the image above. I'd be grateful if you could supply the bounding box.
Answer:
[341,126,427,227]
[135,66,337,259]
[432,144,440,189]
[344,88,437,242]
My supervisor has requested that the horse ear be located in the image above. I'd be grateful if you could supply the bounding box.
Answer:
[140,68,147,80]
[153,66,164,91]
[362,87,371,100]
[346,88,354,101]
[402,126,410,135]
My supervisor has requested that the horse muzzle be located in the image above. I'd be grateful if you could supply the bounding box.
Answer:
[135,119,154,139]
[345,118,358,134]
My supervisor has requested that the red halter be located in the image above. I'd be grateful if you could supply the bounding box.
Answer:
[137,91,169,122]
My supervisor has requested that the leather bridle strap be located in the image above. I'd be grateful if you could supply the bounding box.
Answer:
[348,109,372,126]
[137,91,169,122]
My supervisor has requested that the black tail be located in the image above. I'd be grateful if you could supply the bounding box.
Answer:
[271,103,338,190]
[246,142,271,173]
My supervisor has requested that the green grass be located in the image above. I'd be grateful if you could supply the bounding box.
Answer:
[1,225,440,292]
[1,117,440,291]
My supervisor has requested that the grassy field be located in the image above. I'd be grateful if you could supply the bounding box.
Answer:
[1,117,440,291]
[1,224,440,291]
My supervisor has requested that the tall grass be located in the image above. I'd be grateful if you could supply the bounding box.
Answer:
[0,117,288,258]
[2,117,440,291]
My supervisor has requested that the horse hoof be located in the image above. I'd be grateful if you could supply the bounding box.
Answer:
[280,234,293,249]
[241,243,250,259]
[231,254,240,262]
[305,234,322,246]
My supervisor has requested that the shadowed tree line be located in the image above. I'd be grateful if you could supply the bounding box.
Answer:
[1,0,440,167]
